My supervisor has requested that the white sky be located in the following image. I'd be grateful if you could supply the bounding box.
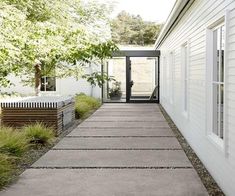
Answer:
[102,0,176,22]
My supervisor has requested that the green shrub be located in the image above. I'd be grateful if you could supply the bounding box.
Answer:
[0,127,28,156]
[76,94,101,109]
[0,153,13,187]
[23,123,55,145]
[75,101,92,119]
[75,93,101,119]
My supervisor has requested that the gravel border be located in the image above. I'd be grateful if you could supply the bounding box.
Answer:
[159,105,224,196]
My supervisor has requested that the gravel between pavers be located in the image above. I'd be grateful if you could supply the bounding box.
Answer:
[159,105,224,196]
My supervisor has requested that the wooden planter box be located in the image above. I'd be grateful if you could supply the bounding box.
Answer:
[0,96,75,135]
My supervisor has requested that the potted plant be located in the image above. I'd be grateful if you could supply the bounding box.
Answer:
[109,81,122,100]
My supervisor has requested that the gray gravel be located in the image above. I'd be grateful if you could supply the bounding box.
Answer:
[159,105,224,196]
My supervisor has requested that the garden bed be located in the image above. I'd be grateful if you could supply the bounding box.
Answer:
[0,94,101,190]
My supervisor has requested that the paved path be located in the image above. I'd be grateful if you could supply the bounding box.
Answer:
[0,104,208,196]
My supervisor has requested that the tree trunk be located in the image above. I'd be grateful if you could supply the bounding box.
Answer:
[35,64,41,96]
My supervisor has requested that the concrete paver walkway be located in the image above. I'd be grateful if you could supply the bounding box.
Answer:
[0,104,208,196]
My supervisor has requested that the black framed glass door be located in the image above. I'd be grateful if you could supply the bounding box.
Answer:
[126,57,159,103]
[102,49,160,103]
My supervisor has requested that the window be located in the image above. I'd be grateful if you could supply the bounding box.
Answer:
[182,43,188,114]
[212,23,225,139]
[165,57,170,98]
[162,56,167,99]
[40,64,56,92]
[41,76,56,91]
[169,52,174,104]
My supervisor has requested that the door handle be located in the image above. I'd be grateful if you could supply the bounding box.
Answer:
[130,80,134,87]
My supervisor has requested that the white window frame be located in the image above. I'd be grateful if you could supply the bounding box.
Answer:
[162,56,167,99]
[41,76,56,92]
[169,51,174,104]
[181,42,189,117]
[206,16,226,150]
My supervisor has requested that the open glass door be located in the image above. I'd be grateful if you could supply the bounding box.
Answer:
[102,57,126,102]
[128,57,159,102]
[102,49,160,103]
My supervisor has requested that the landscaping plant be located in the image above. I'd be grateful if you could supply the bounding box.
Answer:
[23,123,55,145]
[109,81,122,100]
[0,153,13,187]
[75,93,101,119]
[0,127,28,156]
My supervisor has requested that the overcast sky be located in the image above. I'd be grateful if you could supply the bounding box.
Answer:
[102,0,176,22]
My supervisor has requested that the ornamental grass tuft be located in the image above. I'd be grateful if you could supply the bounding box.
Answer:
[75,93,101,119]
[23,123,55,145]
[0,127,28,156]
[0,153,13,187]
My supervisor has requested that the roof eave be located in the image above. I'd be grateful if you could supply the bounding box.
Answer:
[154,0,195,49]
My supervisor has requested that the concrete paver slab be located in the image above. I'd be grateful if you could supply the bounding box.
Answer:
[79,121,169,128]
[85,116,166,122]
[0,169,208,196]
[97,109,161,113]
[32,150,192,168]
[53,137,181,149]
[93,111,162,116]
[68,128,175,136]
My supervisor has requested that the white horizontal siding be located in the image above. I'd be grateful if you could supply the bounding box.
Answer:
[159,0,235,195]
[1,66,101,98]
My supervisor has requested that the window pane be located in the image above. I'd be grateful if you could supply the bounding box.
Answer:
[40,77,46,91]
[216,28,221,82]
[221,26,225,82]
[212,83,224,138]
[213,30,218,82]
[212,84,219,136]
[46,77,56,91]
[220,84,224,139]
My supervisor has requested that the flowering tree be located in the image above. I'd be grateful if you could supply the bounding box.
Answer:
[0,0,118,94]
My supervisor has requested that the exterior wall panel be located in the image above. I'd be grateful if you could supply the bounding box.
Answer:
[159,0,235,195]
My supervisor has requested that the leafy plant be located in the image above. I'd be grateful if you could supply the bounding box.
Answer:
[23,123,55,145]
[0,153,13,187]
[75,93,101,119]
[109,81,122,98]
[83,72,116,88]
[0,127,28,156]
[0,0,118,91]
[75,102,92,119]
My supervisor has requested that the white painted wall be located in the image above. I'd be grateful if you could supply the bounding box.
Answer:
[1,64,101,98]
[158,0,235,195]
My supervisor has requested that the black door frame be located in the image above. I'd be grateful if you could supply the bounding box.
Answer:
[103,49,160,103]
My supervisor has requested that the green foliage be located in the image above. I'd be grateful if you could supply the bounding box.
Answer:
[83,72,116,88]
[75,102,92,119]
[0,0,118,87]
[0,153,13,187]
[111,11,162,45]
[0,127,28,156]
[23,123,55,145]
[75,93,101,119]
[109,81,122,98]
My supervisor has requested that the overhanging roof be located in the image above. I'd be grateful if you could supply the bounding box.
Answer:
[154,0,195,49]
[113,49,160,57]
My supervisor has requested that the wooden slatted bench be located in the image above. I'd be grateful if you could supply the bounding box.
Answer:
[0,96,75,135]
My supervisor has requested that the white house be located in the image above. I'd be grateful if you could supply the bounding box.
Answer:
[155,0,235,195]
[1,63,101,98]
